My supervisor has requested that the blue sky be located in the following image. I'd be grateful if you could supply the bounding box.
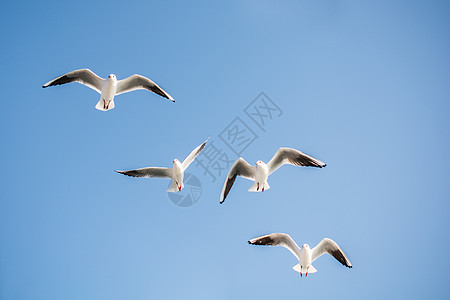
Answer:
[1,0,450,299]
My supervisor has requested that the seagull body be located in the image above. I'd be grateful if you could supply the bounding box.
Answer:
[220,147,326,203]
[170,160,185,191]
[99,75,118,110]
[43,69,174,111]
[115,138,208,192]
[253,160,270,192]
[248,233,352,277]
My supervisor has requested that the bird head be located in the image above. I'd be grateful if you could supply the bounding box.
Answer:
[302,244,310,249]
[108,74,117,80]
[255,160,263,166]
[173,159,180,165]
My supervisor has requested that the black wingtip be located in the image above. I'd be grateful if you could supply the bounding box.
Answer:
[247,240,252,244]
[42,85,46,88]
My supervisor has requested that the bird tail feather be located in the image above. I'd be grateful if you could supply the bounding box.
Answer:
[292,264,317,273]
[248,181,270,192]
[167,181,184,192]
[95,98,115,111]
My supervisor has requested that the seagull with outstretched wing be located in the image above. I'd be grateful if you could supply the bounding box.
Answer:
[43,69,174,111]
[248,233,352,277]
[116,138,208,192]
[220,147,326,203]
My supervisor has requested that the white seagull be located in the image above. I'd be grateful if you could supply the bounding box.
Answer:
[220,147,326,203]
[248,233,352,277]
[115,138,208,192]
[43,68,174,111]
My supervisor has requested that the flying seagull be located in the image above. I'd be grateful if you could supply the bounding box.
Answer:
[248,233,352,277]
[220,147,326,203]
[43,69,174,111]
[115,138,209,192]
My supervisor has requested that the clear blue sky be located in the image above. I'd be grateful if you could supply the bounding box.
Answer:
[1,1,450,299]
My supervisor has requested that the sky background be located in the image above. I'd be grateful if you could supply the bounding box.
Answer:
[1,0,450,299]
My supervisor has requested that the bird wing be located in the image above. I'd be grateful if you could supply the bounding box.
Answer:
[267,147,326,175]
[311,238,352,268]
[42,69,103,93]
[220,158,255,204]
[115,74,174,101]
[115,167,171,178]
[248,233,301,260]
[181,138,209,171]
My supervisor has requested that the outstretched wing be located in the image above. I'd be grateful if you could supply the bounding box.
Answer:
[311,238,352,268]
[116,74,174,101]
[248,233,301,260]
[115,167,171,178]
[42,69,103,93]
[267,147,326,175]
[220,158,255,204]
[182,138,209,171]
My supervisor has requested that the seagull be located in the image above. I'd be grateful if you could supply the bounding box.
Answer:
[115,138,208,192]
[248,233,352,277]
[220,147,326,203]
[42,68,174,111]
